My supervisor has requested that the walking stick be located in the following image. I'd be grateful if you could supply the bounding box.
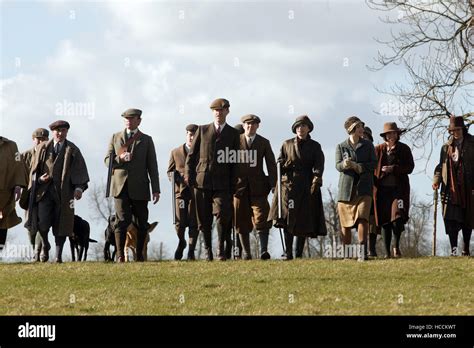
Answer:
[277,162,286,254]
[171,170,176,225]
[432,189,438,256]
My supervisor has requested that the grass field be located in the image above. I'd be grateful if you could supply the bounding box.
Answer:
[1,257,472,315]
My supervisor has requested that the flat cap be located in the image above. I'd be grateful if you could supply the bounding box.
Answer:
[121,108,142,118]
[234,124,244,134]
[32,128,49,139]
[240,114,261,124]
[210,98,230,110]
[186,124,198,133]
[49,120,70,131]
[291,115,314,134]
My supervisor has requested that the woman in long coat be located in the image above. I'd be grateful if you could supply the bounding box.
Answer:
[335,116,377,261]
[269,115,327,260]
[373,122,414,258]
[0,137,28,254]
[433,116,474,256]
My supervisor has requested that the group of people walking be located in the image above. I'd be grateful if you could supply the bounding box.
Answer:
[0,98,472,262]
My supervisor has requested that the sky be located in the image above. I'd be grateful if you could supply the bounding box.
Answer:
[0,0,457,260]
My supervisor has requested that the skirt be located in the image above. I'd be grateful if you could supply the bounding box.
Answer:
[338,193,372,228]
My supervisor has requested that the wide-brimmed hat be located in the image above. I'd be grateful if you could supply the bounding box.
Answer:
[448,116,467,131]
[379,122,406,137]
[291,115,314,134]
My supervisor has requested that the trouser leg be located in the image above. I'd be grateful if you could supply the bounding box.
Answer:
[283,229,293,260]
[131,200,149,262]
[295,237,305,258]
[114,186,133,261]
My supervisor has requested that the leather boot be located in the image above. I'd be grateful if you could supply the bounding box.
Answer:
[114,231,126,262]
[38,230,50,262]
[239,233,252,260]
[368,233,377,257]
[283,231,293,260]
[258,230,270,260]
[203,230,213,261]
[187,231,197,260]
[295,237,305,258]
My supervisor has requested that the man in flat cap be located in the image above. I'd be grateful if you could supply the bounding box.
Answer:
[20,128,49,261]
[167,124,199,260]
[105,108,160,262]
[0,137,28,258]
[185,98,240,261]
[29,120,89,262]
[234,114,276,259]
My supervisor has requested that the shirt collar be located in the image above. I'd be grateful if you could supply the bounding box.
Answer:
[214,122,226,131]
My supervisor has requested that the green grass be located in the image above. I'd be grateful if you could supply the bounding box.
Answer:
[1,258,472,315]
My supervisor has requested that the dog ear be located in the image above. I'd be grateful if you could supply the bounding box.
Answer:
[147,221,158,233]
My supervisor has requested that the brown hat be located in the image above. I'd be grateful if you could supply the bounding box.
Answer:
[241,114,261,124]
[49,120,70,131]
[186,124,198,133]
[363,126,373,142]
[379,122,406,137]
[448,116,466,131]
[32,128,49,139]
[292,115,314,134]
[234,124,244,134]
[344,116,364,134]
[210,98,230,110]
[121,108,142,118]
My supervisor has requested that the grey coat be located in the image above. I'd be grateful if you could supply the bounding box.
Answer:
[335,138,377,202]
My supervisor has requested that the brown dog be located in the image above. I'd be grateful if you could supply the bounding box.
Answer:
[124,221,158,261]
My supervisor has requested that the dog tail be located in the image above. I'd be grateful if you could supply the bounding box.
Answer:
[89,238,98,243]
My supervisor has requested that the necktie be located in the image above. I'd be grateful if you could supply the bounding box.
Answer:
[53,143,60,159]
[216,126,221,140]
[247,137,253,148]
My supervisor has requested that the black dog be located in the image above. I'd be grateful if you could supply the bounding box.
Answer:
[70,215,97,261]
[104,215,117,261]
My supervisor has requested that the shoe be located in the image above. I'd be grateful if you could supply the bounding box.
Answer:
[393,248,402,258]
[117,256,125,263]
[461,250,470,256]
[260,251,271,260]
[282,253,293,261]
[174,240,187,260]
[206,251,213,261]
[217,255,226,261]
[55,258,63,263]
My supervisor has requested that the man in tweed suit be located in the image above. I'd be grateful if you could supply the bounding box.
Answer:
[105,108,160,262]
[167,124,199,260]
[185,98,240,261]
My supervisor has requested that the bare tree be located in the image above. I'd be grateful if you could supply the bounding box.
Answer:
[87,180,114,223]
[367,0,473,164]
[402,193,432,257]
